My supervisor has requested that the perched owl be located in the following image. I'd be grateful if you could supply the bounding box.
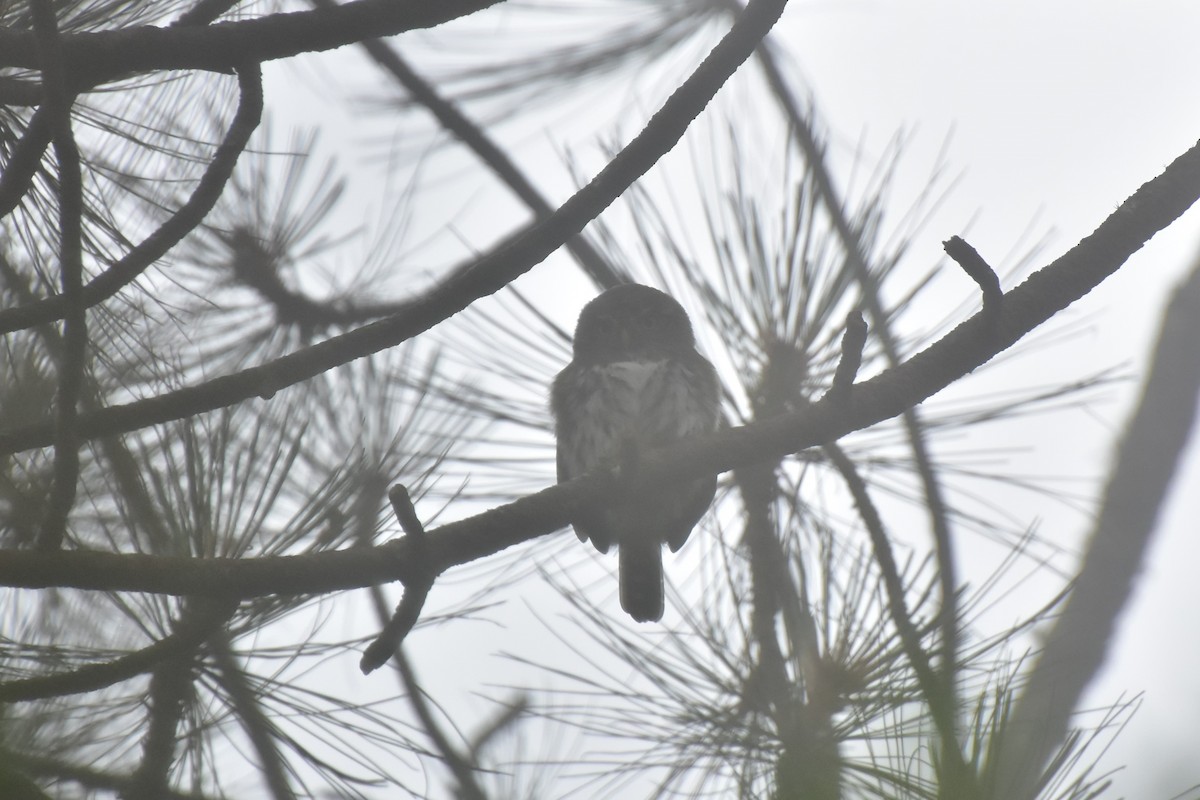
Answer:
[552,284,720,622]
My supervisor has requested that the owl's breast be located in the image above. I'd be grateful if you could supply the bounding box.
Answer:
[558,359,712,477]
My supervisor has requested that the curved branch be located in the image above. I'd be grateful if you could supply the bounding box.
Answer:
[0,64,264,335]
[32,0,86,551]
[0,0,793,455]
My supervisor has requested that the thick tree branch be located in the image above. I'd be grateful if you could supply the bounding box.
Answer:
[0,0,499,80]
[0,0,792,455]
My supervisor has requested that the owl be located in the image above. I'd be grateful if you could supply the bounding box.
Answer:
[552,284,719,622]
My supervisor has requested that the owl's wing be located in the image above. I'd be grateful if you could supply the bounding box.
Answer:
[554,389,613,554]
[664,474,717,552]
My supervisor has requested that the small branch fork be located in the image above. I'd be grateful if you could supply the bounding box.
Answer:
[359,485,434,674]
[944,235,1003,316]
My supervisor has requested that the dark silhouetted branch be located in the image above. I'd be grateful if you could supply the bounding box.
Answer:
[824,310,866,404]
[31,0,85,551]
[360,485,434,673]
[944,235,1003,314]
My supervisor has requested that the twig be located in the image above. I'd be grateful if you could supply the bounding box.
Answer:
[0,65,264,336]
[359,485,433,673]
[31,0,85,551]
[0,0,792,448]
[823,310,867,404]
[944,235,1003,314]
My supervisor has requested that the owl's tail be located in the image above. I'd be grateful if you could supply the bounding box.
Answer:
[619,539,664,623]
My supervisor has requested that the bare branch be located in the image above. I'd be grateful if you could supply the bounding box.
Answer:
[360,485,434,673]
[31,0,85,551]
[944,235,1003,314]
[823,310,867,404]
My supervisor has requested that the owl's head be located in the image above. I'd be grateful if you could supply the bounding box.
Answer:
[571,284,698,364]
